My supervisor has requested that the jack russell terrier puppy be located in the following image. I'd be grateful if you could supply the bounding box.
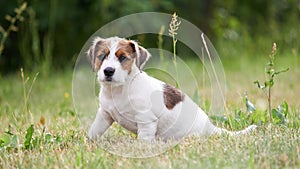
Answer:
[87,36,256,141]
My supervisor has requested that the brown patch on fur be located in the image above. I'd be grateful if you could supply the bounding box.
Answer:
[93,40,110,71]
[163,84,185,110]
[115,40,136,73]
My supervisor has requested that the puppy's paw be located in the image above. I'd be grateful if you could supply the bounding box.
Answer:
[137,138,156,144]
[137,135,156,143]
[87,127,98,140]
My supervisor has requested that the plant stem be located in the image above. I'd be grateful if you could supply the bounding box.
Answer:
[21,68,28,120]
[20,68,38,123]
[172,34,179,87]
[158,25,165,63]
[268,84,272,122]
[172,35,177,64]
[201,33,228,113]
[169,12,180,87]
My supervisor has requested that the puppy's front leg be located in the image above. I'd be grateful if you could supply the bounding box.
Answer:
[137,121,157,142]
[88,108,114,140]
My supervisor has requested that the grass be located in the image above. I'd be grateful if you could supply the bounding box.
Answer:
[0,51,299,168]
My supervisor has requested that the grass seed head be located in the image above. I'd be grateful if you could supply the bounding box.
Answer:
[168,12,181,37]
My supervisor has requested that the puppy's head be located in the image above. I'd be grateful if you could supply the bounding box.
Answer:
[87,37,151,85]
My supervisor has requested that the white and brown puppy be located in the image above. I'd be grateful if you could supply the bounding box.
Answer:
[87,36,256,141]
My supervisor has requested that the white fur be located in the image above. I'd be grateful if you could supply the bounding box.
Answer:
[88,37,256,141]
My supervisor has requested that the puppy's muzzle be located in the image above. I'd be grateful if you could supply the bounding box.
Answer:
[104,67,115,81]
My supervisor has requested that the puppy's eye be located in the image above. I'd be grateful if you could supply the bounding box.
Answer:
[97,54,106,61]
[118,55,127,63]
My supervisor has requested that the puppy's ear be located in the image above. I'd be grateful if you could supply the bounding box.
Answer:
[129,40,151,70]
[87,37,104,71]
[137,46,151,70]
[87,45,95,71]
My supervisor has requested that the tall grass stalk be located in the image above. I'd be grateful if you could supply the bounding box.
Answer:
[158,25,165,62]
[201,47,206,107]
[201,33,228,113]
[169,13,181,65]
[21,68,39,123]
[169,12,181,87]
[201,33,233,129]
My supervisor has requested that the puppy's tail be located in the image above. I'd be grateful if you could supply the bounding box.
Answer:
[213,125,257,136]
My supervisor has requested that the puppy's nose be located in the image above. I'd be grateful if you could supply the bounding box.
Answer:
[104,67,115,77]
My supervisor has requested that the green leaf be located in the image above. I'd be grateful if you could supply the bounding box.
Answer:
[263,79,274,87]
[204,100,210,112]
[76,152,82,167]
[274,68,289,76]
[58,109,76,116]
[278,101,289,117]
[266,68,274,75]
[210,115,228,123]
[254,81,266,89]
[252,110,267,124]
[269,79,274,87]
[32,137,38,148]
[272,108,285,124]
[267,61,274,66]
[11,135,18,148]
[45,133,52,142]
[24,124,34,149]
[264,81,271,87]
[0,140,4,147]
[0,134,11,147]
[282,101,289,117]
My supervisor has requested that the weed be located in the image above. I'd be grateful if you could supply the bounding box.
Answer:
[254,43,289,122]
[201,46,206,107]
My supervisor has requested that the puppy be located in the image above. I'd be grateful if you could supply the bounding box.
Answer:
[87,36,256,141]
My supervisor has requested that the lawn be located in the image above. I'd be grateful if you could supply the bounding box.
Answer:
[0,49,299,168]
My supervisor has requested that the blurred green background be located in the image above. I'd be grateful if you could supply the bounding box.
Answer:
[0,0,299,74]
